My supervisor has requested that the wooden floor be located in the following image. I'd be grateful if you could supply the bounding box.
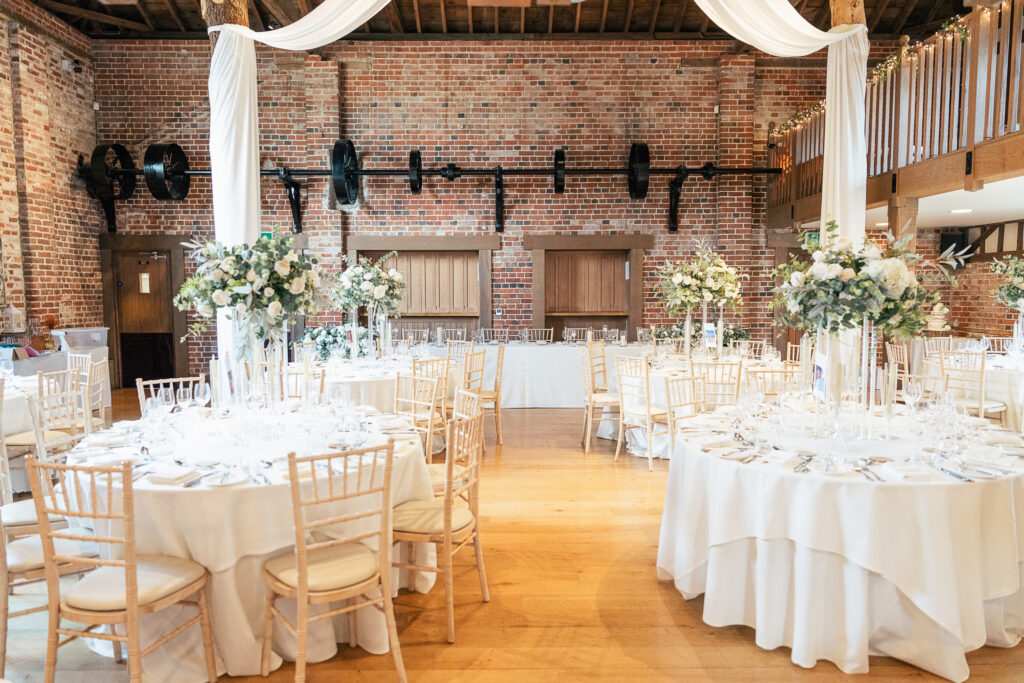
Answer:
[9,392,1024,681]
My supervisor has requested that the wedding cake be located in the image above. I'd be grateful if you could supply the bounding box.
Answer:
[926,303,951,332]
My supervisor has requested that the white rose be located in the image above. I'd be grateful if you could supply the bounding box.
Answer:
[836,237,853,251]
[671,273,683,285]
[264,287,274,297]
[211,269,225,282]
[840,268,856,282]
[235,303,247,315]
[682,276,693,286]
[862,244,882,261]
[211,289,230,306]
[812,251,824,262]
[825,263,843,280]
[789,272,806,287]
[388,268,399,278]
[363,272,372,280]
[197,302,214,317]
[267,300,283,319]
[373,284,387,299]
[285,251,299,263]
[360,281,372,291]
[864,258,912,298]
[394,271,403,282]
[703,291,713,302]
[246,270,256,282]
[808,262,828,279]
[289,278,305,295]
[274,260,290,277]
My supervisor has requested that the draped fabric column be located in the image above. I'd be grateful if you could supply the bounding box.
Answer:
[694,0,869,245]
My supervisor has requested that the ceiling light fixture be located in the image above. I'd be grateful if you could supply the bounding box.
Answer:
[950,209,973,214]
[875,221,888,227]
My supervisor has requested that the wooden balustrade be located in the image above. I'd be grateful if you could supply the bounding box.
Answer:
[768,0,1024,216]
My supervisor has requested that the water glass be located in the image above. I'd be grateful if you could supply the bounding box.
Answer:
[193,382,212,408]
[176,386,193,409]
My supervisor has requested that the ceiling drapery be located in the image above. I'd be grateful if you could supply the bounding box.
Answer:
[207,0,391,247]
[694,0,869,244]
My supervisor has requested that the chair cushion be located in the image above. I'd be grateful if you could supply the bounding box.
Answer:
[476,389,498,402]
[7,536,89,574]
[1,498,64,527]
[590,392,620,406]
[5,430,71,448]
[952,397,1007,413]
[392,499,475,535]
[65,554,205,611]
[264,543,377,592]
[427,463,468,492]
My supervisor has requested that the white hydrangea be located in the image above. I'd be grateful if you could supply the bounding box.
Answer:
[863,257,913,298]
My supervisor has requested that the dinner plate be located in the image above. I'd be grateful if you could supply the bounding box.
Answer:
[204,470,250,487]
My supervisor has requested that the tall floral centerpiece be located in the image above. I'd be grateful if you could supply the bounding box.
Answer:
[658,246,742,355]
[990,256,1024,347]
[174,233,323,364]
[330,251,406,358]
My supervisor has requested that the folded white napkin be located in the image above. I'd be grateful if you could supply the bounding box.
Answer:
[82,451,141,467]
[146,463,199,486]
[979,432,1024,447]
[375,414,412,431]
[879,461,935,482]
[81,432,135,448]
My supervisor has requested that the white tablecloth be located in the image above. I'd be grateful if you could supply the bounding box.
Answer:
[923,357,1024,430]
[67,415,435,681]
[657,412,1024,681]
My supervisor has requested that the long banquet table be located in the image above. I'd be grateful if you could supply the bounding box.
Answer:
[657,406,1024,681]
[66,409,435,681]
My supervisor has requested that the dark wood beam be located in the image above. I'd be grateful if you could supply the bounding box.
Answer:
[867,0,890,32]
[812,3,830,30]
[133,0,156,29]
[547,5,553,33]
[575,2,580,32]
[623,0,633,31]
[672,0,689,32]
[495,6,499,33]
[649,0,661,34]
[829,0,866,25]
[468,4,474,32]
[520,6,525,33]
[161,0,188,31]
[440,0,447,33]
[600,0,608,32]
[37,0,149,31]
[296,0,311,15]
[699,14,710,34]
[925,1,941,23]
[385,1,404,32]
[412,0,422,32]
[259,0,291,26]
[248,0,266,31]
[891,0,919,33]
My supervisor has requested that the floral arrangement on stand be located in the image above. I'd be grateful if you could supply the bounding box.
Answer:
[990,255,1024,349]
[330,251,406,358]
[174,232,323,359]
[653,321,750,347]
[301,324,346,361]
[658,245,743,355]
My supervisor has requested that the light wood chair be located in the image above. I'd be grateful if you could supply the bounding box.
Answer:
[655,376,706,455]
[733,340,766,360]
[562,327,590,342]
[520,328,553,343]
[885,341,910,386]
[446,339,475,363]
[66,353,91,388]
[924,336,954,359]
[260,442,406,683]
[402,329,430,345]
[746,367,797,397]
[292,340,318,360]
[582,343,619,453]
[285,364,326,404]
[79,359,110,432]
[636,328,653,343]
[477,328,508,343]
[395,374,442,458]
[0,505,97,678]
[786,342,804,363]
[690,360,743,408]
[938,350,1008,424]
[614,356,666,471]
[987,337,1013,354]
[392,413,489,643]
[26,457,217,683]
[446,350,485,417]
[413,357,450,444]
[440,328,467,342]
[430,390,482,495]
[477,344,505,445]
[135,375,205,414]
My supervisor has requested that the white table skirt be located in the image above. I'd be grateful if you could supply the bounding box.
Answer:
[657,438,1024,681]
[324,374,398,413]
[71,435,435,681]
[923,357,1024,430]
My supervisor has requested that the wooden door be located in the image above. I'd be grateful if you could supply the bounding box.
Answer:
[116,252,173,334]
[544,250,628,340]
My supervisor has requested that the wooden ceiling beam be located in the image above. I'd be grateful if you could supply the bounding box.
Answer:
[891,0,919,34]
[412,0,422,32]
[672,0,689,32]
[296,0,311,15]
[867,0,890,32]
[259,0,291,26]
[132,0,156,29]
[649,0,661,34]
[37,0,149,31]
[520,6,525,33]
[575,2,580,32]
[600,0,608,32]
[385,1,404,32]
[440,0,447,33]
[161,0,188,31]
[248,0,266,31]
[623,0,633,32]
[547,5,553,33]
[495,6,499,34]
[468,5,474,32]
[829,0,866,25]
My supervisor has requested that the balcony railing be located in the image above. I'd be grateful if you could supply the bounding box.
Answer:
[768,0,1024,212]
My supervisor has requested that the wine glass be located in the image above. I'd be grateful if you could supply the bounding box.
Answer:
[193,382,212,408]
[176,386,193,409]
[155,387,175,419]
[903,380,923,414]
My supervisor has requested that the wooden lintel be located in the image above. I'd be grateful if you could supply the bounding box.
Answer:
[968,223,1001,255]
[468,0,529,7]
[347,234,502,251]
[37,0,149,31]
[522,234,654,250]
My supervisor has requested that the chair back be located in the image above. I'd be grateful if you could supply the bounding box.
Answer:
[67,353,92,386]
[885,341,909,380]
[939,350,986,412]
[733,340,766,360]
[477,328,508,344]
[562,327,590,342]
[86,359,110,421]
[293,340,317,361]
[585,340,609,393]
[39,368,80,397]
[924,336,954,358]
[395,374,440,447]
[451,388,482,420]
[33,372,90,438]
[746,367,796,396]
[666,376,705,423]
[136,375,205,413]
[615,356,652,427]
[461,350,486,393]
[785,342,804,363]
[403,329,430,345]
[286,364,326,403]
[520,328,553,343]
[446,340,475,362]
[26,457,140,616]
[442,414,483,507]
[440,328,466,342]
[986,337,1013,354]
[690,360,743,408]
[489,344,505,394]
[413,356,449,399]
[284,443,394,600]
[0,378,11,503]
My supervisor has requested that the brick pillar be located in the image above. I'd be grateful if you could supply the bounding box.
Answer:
[716,54,769,340]
[0,22,26,314]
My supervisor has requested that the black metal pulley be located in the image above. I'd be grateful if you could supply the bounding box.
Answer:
[628,142,650,200]
[409,150,422,194]
[553,149,566,193]
[79,144,136,232]
[143,143,190,200]
[331,139,359,204]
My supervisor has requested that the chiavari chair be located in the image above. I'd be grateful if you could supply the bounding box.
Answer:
[392,413,489,643]
[562,327,591,342]
[26,457,217,682]
[655,376,706,454]
[885,341,910,386]
[403,329,430,345]
[446,339,475,363]
[938,350,1008,424]
[431,389,482,495]
[285,364,326,404]
[614,356,666,471]
[690,360,743,408]
[733,339,766,360]
[746,367,797,397]
[260,443,406,682]
[446,350,484,416]
[292,340,317,361]
[80,359,110,432]
[395,374,442,458]
[66,354,91,389]
[135,375,205,414]
[987,337,1013,354]
[924,336,954,359]
[440,328,467,342]
[786,342,804,363]
[581,343,620,454]
[477,328,508,344]
[475,343,505,444]
[520,328,553,343]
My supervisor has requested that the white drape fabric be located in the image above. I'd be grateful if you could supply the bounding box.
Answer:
[694,0,869,243]
[207,0,391,246]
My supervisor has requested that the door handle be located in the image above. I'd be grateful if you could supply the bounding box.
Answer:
[116,281,123,287]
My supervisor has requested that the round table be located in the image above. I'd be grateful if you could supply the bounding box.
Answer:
[657,406,1024,681]
[66,410,434,681]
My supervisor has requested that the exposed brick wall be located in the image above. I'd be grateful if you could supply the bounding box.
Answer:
[0,0,98,336]
[91,38,846,373]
